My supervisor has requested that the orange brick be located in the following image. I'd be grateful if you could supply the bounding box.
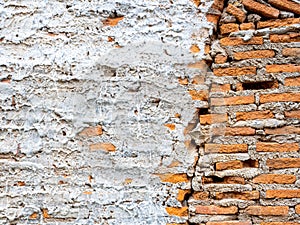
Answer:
[192,0,200,6]
[79,125,103,136]
[266,189,300,198]
[166,207,188,217]
[240,23,255,30]
[215,54,228,64]
[207,222,251,225]
[261,223,300,225]
[200,114,228,125]
[211,0,225,11]
[260,93,300,103]
[226,4,246,23]
[296,205,300,214]
[192,191,209,200]
[267,158,300,169]
[268,0,300,15]
[234,50,275,60]
[156,173,189,183]
[177,189,191,202]
[211,83,231,92]
[270,33,300,43]
[236,110,274,121]
[283,48,300,57]
[89,142,116,152]
[42,209,50,218]
[204,144,248,153]
[178,78,188,85]
[213,66,256,76]
[285,77,300,86]
[215,191,260,200]
[266,64,300,73]
[220,23,239,35]
[195,205,238,215]
[253,174,296,184]
[285,110,300,119]
[206,14,220,25]
[265,126,300,135]
[258,18,300,29]
[211,127,256,136]
[29,212,38,219]
[164,123,176,130]
[188,90,208,100]
[103,16,124,26]
[245,206,289,216]
[242,0,279,18]
[220,37,263,46]
[215,160,243,171]
[190,44,200,53]
[256,142,298,152]
[211,95,255,106]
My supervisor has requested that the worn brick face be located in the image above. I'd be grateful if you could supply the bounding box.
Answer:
[253,174,296,184]
[204,144,248,153]
[256,142,299,152]
[211,95,255,106]
[245,206,289,216]
[236,110,274,121]
[195,205,238,215]
[242,0,280,18]
[266,189,300,198]
[234,50,275,60]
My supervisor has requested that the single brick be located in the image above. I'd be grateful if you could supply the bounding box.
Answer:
[268,0,300,15]
[103,16,124,26]
[200,114,228,125]
[267,158,300,169]
[240,23,255,30]
[285,77,300,86]
[220,23,239,34]
[190,44,200,53]
[177,189,191,202]
[164,123,176,130]
[296,205,300,214]
[156,173,189,183]
[166,207,188,217]
[242,0,280,18]
[261,223,300,225]
[216,160,243,170]
[206,14,220,26]
[205,144,248,153]
[207,222,251,225]
[211,83,231,92]
[211,0,225,11]
[213,66,256,76]
[220,37,263,46]
[192,192,209,200]
[89,142,116,152]
[79,125,103,136]
[236,110,274,121]
[283,48,300,57]
[188,90,208,101]
[215,54,228,64]
[253,174,296,184]
[258,18,300,29]
[245,206,289,216]
[211,127,256,136]
[195,205,238,215]
[211,95,255,106]
[265,126,300,135]
[260,93,300,103]
[215,191,260,200]
[234,50,275,60]
[227,4,246,23]
[266,64,300,73]
[266,189,300,198]
[285,110,300,119]
[270,33,300,43]
[256,142,299,152]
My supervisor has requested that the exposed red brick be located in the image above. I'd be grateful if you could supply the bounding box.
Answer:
[242,0,280,18]
[206,14,220,26]
[156,173,189,183]
[192,192,209,200]
[177,189,191,202]
[164,123,176,130]
[253,174,296,184]
[227,4,246,23]
[256,142,299,152]
[166,207,188,217]
[258,18,300,29]
[211,83,231,92]
[215,54,228,64]
[204,144,248,153]
[213,66,256,76]
[103,16,124,26]
[260,93,300,103]
[285,110,300,119]
[268,0,300,15]
[220,23,239,34]
[266,64,300,73]
[215,191,260,200]
[296,205,300,214]
[240,23,255,30]
[266,189,300,198]
[267,158,300,169]
[211,0,225,11]
[245,206,289,216]
[190,44,200,53]
[285,77,300,86]
[211,127,256,136]
[200,114,228,125]
[236,110,274,121]
[234,50,275,60]
[283,48,300,57]
[207,222,251,225]
[220,37,263,46]
[79,125,103,137]
[188,90,208,100]
[195,205,238,215]
[261,223,300,225]
[265,126,300,135]
[89,142,116,152]
[211,95,255,106]
[270,33,300,43]
[215,160,243,170]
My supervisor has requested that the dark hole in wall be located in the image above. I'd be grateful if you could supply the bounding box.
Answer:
[242,80,278,90]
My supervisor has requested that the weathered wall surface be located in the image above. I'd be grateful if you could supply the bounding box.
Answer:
[0,0,213,224]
